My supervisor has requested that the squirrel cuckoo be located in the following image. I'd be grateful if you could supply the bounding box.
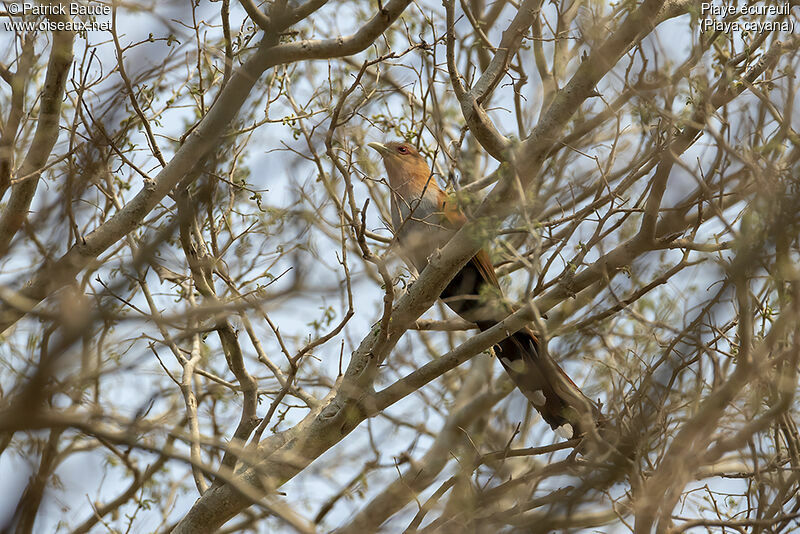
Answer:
[368,141,597,438]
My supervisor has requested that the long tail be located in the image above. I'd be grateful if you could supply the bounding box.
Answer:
[441,258,598,437]
[491,327,597,437]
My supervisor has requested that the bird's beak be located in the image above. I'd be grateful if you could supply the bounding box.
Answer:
[368,142,390,157]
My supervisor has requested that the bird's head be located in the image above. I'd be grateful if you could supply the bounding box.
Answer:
[368,141,433,192]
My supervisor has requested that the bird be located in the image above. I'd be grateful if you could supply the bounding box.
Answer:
[368,140,598,438]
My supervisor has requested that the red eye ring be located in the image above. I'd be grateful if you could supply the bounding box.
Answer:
[397,146,408,154]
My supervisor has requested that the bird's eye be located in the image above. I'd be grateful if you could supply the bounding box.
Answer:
[397,146,408,154]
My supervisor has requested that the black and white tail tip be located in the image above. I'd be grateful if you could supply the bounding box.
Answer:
[555,423,574,440]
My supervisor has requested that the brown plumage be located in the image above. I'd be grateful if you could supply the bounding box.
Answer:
[368,140,597,437]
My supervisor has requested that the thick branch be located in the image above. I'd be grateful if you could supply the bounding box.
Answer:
[0,27,74,255]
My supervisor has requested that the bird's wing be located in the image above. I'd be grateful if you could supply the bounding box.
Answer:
[439,195,501,289]
[470,249,500,289]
